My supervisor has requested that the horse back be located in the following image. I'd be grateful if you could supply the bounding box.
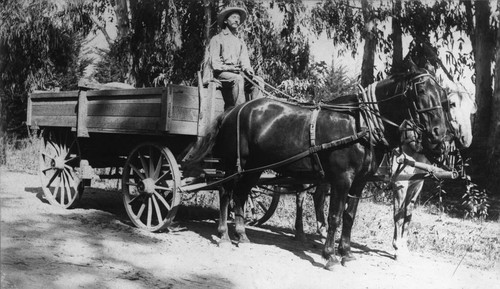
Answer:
[214,98,371,176]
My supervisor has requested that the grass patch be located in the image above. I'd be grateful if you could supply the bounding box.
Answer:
[1,131,40,174]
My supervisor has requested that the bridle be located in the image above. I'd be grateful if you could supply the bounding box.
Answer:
[404,73,445,129]
[393,73,447,148]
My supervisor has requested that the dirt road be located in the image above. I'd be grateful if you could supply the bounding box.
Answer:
[1,169,499,289]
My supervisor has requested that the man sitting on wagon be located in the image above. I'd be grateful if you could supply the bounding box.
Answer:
[204,6,263,110]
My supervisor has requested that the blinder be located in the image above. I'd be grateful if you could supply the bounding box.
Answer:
[399,73,446,147]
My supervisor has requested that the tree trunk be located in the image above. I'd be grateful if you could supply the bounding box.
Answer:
[203,0,212,45]
[360,0,376,87]
[469,0,494,188]
[488,1,500,194]
[391,0,403,74]
[115,0,130,39]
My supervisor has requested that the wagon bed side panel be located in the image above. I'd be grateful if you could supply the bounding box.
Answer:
[85,88,164,134]
[29,91,79,128]
[28,84,222,137]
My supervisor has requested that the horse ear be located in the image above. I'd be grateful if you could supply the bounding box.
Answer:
[406,58,419,73]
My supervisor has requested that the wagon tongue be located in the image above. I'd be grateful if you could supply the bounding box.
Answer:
[396,155,458,180]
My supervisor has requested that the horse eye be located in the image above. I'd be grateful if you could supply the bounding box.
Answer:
[449,102,456,108]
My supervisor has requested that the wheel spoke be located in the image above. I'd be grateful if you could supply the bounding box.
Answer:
[54,174,62,201]
[60,171,66,205]
[129,163,146,180]
[45,170,61,188]
[136,202,146,220]
[149,146,155,179]
[42,167,55,173]
[138,151,149,177]
[47,139,60,156]
[147,198,152,228]
[64,155,78,164]
[151,194,163,224]
[257,201,268,213]
[153,155,162,180]
[64,138,77,159]
[153,191,171,211]
[41,151,56,160]
[64,168,77,189]
[155,171,171,185]
[127,194,141,205]
[154,185,172,191]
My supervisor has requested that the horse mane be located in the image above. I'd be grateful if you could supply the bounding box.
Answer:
[322,93,359,106]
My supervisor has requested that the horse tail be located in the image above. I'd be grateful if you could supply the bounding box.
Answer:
[183,110,229,166]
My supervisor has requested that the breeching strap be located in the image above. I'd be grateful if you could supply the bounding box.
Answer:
[310,107,325,177]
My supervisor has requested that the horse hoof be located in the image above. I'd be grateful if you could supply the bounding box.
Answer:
[394,252,411,262]
[236,235,250,244]
[218,238,232,248]
[324,257,340,271]
[237,241,251,248]
[341,255,356,266]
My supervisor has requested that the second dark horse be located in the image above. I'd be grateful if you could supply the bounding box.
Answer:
[187,67,447,270]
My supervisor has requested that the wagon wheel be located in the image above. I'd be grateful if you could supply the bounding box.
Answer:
[122,143,181,232]
[245,185,281,226]
[39,128,83,208]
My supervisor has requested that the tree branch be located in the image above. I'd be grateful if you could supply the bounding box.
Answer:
[90,15,113,46]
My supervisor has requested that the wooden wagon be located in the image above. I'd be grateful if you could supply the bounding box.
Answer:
[27,76,282,231]
[27,76,459,232]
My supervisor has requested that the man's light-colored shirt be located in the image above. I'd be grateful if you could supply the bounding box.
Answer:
[208,28,253,74]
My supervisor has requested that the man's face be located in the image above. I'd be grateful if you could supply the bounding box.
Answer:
[225,12,241,29]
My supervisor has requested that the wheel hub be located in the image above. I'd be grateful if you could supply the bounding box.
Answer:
[51,156,66,169]
[138,178,156,194]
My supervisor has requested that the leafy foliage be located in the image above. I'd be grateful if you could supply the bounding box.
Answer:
[0,0,93,134]
[462,180,490,220]
[277,62,358,102]
[93,0,313,88]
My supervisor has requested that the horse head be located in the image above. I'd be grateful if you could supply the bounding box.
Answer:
[375,67,448,155]
[444,88,476,149]
[408,72,448,152]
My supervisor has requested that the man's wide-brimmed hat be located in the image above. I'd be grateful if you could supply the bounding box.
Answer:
[217,6,247,27]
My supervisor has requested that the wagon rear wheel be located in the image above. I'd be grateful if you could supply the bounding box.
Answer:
[39,128,83,208]
[122,143,181,232]
[246,185,281,226]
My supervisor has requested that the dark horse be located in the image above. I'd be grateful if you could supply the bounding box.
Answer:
[186,67,447,270]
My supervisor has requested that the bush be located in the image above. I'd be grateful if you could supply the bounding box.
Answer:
[2,129,40,174]
[462,180,490,220]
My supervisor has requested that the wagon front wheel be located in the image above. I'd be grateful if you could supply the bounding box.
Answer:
[39,128,82,209]
[122,143,181,232]
[246,185,281,226]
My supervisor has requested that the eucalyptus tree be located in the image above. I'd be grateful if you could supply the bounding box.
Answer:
[94,0,312,88]
[491,0,500,192]
[0,0,93,134]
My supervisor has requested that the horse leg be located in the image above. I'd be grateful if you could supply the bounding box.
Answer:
[323,174,351,271]
[295,185,307,243]
[233,174,261,244]
[400,179,424,258]
[313,183,328,238]
[338,180,364,264]
[218,186,232,246]
[392,180,409,260]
